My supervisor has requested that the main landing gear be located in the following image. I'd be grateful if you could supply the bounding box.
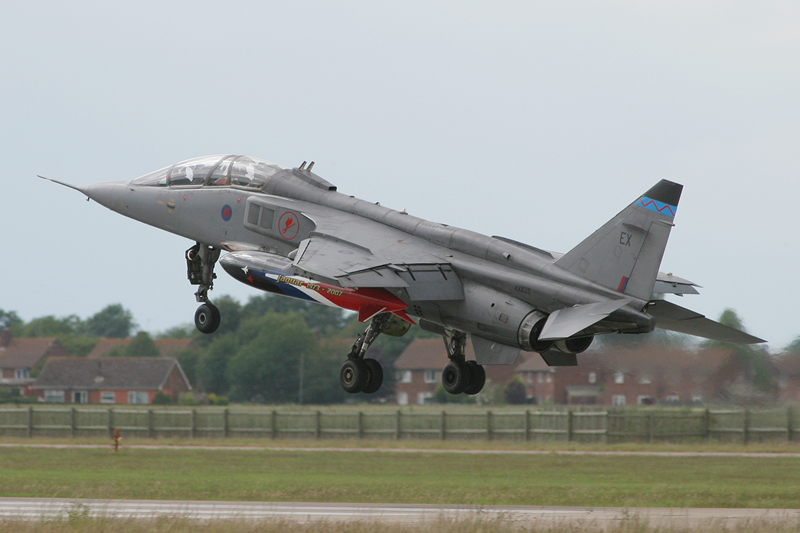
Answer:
[186,243,221,334]
[441,330,485,395]
[340,313,410,394]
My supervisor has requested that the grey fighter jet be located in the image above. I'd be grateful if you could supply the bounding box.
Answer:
[41,155,764,395]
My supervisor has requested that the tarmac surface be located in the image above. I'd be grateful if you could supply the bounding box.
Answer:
[0,497,798,528]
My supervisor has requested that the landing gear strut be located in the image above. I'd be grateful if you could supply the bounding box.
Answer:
[339,314,395,394]
[186,243,221,334]
[441,330,485,395]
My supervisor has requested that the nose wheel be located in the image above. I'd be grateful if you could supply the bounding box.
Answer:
[186,243,221,334]
[194,302,221,334]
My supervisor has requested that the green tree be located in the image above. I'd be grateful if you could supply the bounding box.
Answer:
[197,333,238,394]
[22,315,82,337]
[703,309,773,395]
[124,331,159,357]
[504,376,527,404]
[85,304,135,338]
[226,313,316,403]
[0,309,23,333]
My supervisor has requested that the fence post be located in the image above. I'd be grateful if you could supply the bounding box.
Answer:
[440,411,446,441]
[567,410,574,442]
[524,410,530,443]
[357,411,363,440]
[743,409,750,445]
[27,406,33,438]
[315,411,321,440]
[147,409,153,439]
[703,408,710,441]
[107,408,113,438]
[271,410,277,439]
[223,408,229,438]
[788,407,795,443]
[70,407,76,437]
[648,411,654,443]
[395,410,401,440]
[487,410,493,441]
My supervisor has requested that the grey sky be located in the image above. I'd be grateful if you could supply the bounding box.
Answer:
[2,2,797,350]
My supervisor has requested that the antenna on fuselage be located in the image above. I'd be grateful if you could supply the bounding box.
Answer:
[307,161,315,172]
[299,161,307,171]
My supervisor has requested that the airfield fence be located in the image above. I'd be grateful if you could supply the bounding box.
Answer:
[0,406,798,444]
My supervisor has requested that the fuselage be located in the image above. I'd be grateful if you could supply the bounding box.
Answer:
[81,155,654,354]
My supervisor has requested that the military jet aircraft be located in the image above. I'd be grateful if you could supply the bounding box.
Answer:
[41,155,764,395]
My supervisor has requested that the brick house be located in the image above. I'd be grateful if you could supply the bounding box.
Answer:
[513,355,555,404]
[31,357,191,404]
[393,338,521,405]
[86,338,197,358]
[554,346,748,405]
[0,328,72,393]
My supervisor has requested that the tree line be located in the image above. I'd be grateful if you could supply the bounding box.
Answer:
[1,300,795,405]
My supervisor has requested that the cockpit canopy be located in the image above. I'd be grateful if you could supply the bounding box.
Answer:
[131,155,285,189]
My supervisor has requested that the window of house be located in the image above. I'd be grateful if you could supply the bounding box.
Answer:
[72,391,88,404]
[101,391,115,404]
[614,372,625,384]
[44,390,64,403]
[588,372,597,384]
[546,373,552,383]
[128,391,148,404]
[527,372,533,384]
[396,370,412,384]
[14,369,29,379]
[396,392,408,405]
[417,392,433,405]
[612,394,626,406]
[665,395,680,403]
[637,395,654,405]
[691,395,703,403]
[424,370,437,383]
[537,373,543,384]
[638,376,652,384]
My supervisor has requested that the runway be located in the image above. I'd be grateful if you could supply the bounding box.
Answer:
[0,498,797,528]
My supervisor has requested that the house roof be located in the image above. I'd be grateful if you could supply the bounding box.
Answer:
[394,338,477,370]
[33,357,191,391]
[86,338,197,358]
[0,338,67,369]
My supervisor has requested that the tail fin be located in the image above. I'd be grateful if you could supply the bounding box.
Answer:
[555,180,683,301]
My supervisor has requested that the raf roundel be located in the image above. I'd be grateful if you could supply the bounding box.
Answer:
[221,205,233,221]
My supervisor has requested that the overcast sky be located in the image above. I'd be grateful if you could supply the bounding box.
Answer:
[1,2,797,351]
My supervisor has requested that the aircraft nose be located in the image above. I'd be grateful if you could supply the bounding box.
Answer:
[80,181,126,211]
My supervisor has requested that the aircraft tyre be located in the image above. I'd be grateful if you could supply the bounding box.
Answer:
[194,303,221,334]
[442,360,471,395]
[340,358,369,393]
[464,361,486,395]
[362,358,384,394]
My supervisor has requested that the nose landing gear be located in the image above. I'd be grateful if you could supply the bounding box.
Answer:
[186,243,221,334]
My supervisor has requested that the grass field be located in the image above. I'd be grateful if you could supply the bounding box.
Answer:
[1,443,800,508]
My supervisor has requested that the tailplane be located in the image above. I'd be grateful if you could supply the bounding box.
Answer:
[555,180,683,301]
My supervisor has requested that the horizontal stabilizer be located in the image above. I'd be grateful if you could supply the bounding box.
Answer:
[647,300,765,344]
[539,350,577,366]
[654,272,701,296]
[539,299,632,341]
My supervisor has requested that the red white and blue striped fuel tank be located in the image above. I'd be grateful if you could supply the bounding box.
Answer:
[219,251,414,325]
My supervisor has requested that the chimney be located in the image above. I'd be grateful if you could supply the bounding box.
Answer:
[0,328,11,349]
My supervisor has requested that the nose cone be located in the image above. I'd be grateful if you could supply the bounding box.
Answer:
[81,181,127,212]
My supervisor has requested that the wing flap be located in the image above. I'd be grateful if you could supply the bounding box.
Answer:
[647,300,765,344]
[539,299,632,341]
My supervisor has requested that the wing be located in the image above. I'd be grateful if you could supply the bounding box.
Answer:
[647,300,765,344]
[291,224,464,301]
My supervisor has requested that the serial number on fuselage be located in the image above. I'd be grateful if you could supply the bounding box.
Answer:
[277,275,344,296]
